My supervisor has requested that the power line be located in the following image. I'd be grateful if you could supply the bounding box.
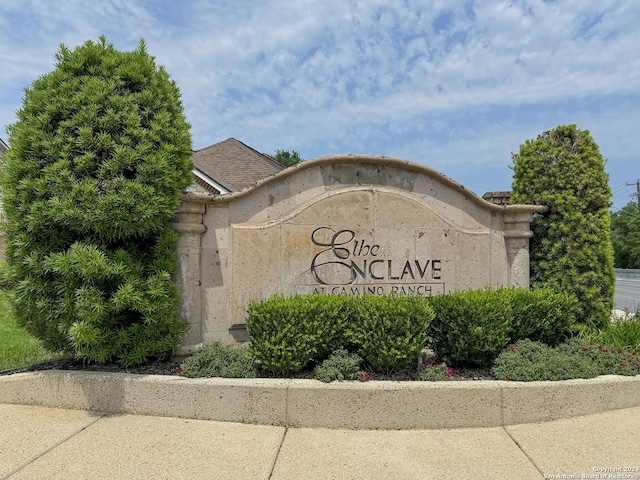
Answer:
[613,190,633,200]
[627,179,640,211]
[612,183,630,194]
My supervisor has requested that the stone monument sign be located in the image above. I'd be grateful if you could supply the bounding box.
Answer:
[171,155,545,354]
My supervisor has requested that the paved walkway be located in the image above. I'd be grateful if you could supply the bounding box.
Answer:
[1,404,638,480]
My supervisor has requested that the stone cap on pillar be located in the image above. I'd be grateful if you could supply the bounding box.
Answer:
[503,204,548,239]
[170,192,212,234]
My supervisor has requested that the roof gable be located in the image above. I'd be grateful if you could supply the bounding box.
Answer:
[191,138,285,192]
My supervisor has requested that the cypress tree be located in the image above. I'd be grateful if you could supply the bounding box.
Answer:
[510,125,615,328]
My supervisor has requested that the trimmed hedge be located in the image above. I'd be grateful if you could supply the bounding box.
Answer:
[246,293,433,374]
[427,289,512,367]
[246,294,350,374]
[427,288,574,367]
[507,288,574,345]
[347,294,434,372]
[247,287,575,374]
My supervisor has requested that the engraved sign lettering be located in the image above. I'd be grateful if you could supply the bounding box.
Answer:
[299,227,444,296]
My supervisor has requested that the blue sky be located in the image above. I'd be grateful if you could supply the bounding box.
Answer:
[0,0,638,210]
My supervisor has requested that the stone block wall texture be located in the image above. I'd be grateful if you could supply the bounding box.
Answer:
[170,155,545,352]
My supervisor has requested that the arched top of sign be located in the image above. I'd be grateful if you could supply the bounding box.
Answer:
[187,154,545,215]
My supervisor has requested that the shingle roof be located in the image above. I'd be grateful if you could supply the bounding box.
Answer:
[191,138,285,193]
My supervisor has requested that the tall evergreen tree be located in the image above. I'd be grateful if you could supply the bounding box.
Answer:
[273,149,302,167]
[611,202,640,268]
[510,125,614,328]
[0,37,193,365]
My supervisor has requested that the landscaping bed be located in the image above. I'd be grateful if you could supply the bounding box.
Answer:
[0,357,495,381]
[2,290,638,384]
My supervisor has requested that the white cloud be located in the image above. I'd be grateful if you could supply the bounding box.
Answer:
[0,0,638,211]
[144,0,639,155]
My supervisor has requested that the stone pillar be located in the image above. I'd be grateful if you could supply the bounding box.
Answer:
[503,206,545,288]
[171,194,209,356]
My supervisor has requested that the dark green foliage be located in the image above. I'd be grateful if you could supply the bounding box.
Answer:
[427,288,574,366]
[506,288,574,345]
[179,343,257,378]
[0,37,193,366]
[246,294,433,375]
[492,339,599,381]
[246,294,351,374]
[247,288,577,375]
[347,295,434,372]
[313,348,363,383]
[510,125,615,328]
[611,202,640,268]
[273,149,302,167]
[427,289,512,366]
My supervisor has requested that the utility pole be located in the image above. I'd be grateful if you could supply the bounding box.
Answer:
[627,179,640,211]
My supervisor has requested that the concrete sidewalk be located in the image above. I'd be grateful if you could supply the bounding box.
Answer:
[1,404,638,480]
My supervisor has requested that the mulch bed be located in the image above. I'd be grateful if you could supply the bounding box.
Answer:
[0,358,495,381]
[0,359,182,377]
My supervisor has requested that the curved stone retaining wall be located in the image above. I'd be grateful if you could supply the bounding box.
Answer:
[1,371,639,430]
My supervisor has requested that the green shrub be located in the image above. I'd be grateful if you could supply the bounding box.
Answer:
[246,294,350,374]
[313,348,363,383]
[492,339,599,381]
[179,343,257,378]
[246,293,433,375]
[416,361,454,382]
[507,288,574,345]
[348,295,434,372]
[0,37,193,366]
[427,289,512,367]
[510,125,615,329]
